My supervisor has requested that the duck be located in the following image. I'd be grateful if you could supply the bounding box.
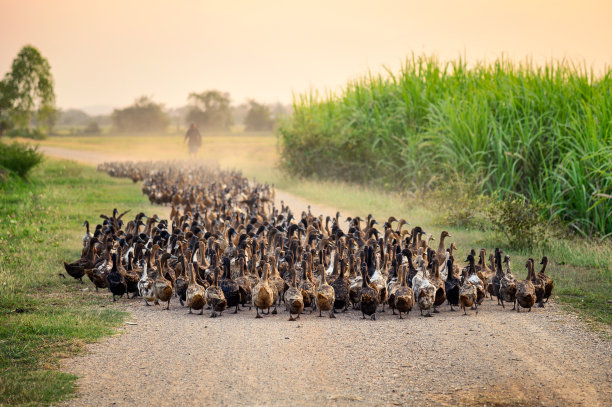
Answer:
[459,254,478,315]
[467,254,486,306]
[415,257,435,317]
[299,258,316,312]
[429,257,446,313]
[491,248,505,305]
[63,237,99,283]
[234,255,252,309]
[205,264,227,317]
[435,230,452,264]
[331,257,349,313]
[174,255,189,306]
[394,265,414,319]
[81,220,93,256]
[85,247,111,291]
[387,253,402,315]
[267,255,285,315]
[138,250,157,306]
[444,255,460,311]
[154,255,173,310]
[106,253,127,301]
[220,257,241,314]
[315,264,336,318]
[476,249,494,299]
[186,261,206,314]
[349,255,364,309]
[358,264,378,320]
[529,258,545,307]
[538,256,554,304]
[252,262,274,318]
[515,258,536,312]
[500,255,517,310]
[119,241,140,298]
[284,261,304,321]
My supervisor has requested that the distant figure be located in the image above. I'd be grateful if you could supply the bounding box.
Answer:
[184,123,202,156]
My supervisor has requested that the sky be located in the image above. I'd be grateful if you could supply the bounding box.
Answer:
[1,0,611,113]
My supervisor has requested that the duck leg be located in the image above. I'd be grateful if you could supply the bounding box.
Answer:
[166,300,170,310]
[449,304,455,311]
[210,311,217,318]
[271,305,278,315]
[288,313,295,321]
[79,277,84,284]
[538,301,545,308]
[329,311,336,319]
[371,314,376,321]
[399,311,403,319]
[233,304,239,314]
[189,307,193,314]
[256,308,262,318]
[112,295,116,302]
[199,308,204,315]
[433,306,439,314]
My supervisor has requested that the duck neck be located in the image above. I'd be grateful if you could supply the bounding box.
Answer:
[539,259,547,274]
[437,235,445,252]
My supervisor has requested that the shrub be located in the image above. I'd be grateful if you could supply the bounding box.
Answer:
[6,127,47,140]
[0,141,44,178]
[428,180,491,230]
[486,196,550,249]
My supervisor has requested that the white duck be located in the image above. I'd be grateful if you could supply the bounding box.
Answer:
[413,256,435,317]
[137,252,156,306]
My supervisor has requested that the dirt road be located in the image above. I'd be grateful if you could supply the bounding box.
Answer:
[61,296,610,406]
[41,147,611,406]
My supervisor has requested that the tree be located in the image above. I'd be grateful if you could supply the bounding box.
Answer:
[244,100,275,131]
[0,45,56,134]
[186,90,233,130]
[111,96,169,132]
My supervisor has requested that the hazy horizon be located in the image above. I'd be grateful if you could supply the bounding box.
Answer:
[2,0,611,112]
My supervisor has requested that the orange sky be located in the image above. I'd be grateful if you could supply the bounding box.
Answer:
[1,0,611,112]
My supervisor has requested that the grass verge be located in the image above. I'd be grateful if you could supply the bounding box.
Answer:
[0,158,160,406]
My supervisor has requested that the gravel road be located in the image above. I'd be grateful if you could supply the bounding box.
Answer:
[41,147,612,406]
[61,296,611,406]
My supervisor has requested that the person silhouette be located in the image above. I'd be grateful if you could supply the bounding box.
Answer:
[184,123,202,157]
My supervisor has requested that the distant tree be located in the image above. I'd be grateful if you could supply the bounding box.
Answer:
[111,96,169,132]
[244,100,275,131]
[59,109,91,126]
[0,45,56,135]
[186,90,233,130]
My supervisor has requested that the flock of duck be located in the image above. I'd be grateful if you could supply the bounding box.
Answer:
[62,161,554,320]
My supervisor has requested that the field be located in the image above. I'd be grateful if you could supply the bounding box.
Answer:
[278,56,612,238]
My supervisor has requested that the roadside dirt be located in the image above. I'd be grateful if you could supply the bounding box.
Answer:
[42,147,612,406]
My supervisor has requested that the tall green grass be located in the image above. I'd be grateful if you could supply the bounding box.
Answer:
[278,56,612,237]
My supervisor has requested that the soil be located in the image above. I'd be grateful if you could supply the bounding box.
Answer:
[41,147,612,406]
